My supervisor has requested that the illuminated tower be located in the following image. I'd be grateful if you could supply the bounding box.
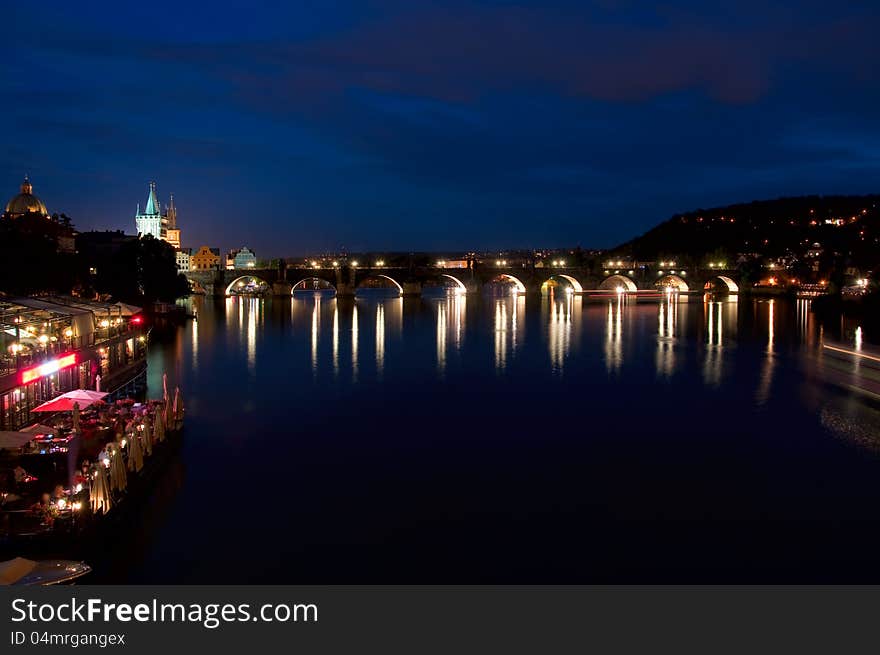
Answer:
[165,193,181,249]
[135,181,163,239]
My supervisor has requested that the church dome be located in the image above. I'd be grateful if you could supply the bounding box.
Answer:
[5,177,49,217]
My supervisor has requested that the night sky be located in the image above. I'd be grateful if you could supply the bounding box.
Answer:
[3,1,879,256]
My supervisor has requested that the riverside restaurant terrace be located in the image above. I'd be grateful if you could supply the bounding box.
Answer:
[0,296,148,430]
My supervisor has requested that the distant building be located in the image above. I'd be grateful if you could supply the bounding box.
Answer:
[225,249,239,270]
[165,194,181,249]
[175,247,192,272]
[3,176,49,219]
[134,182,184,249]
[234,247,257,269]
[135,182,163,239]
[435,259,469,269]
[191,246,221,271]
[4,176,75,253]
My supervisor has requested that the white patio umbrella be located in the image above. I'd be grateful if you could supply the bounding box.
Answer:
[107,443,127,493]
[172,387,180,428]
[127,432,143,473]
[90,465,112,515]
[95,375,101,392]
[31,389,109,412]
[142,415,153,456]
[156,409,166,443]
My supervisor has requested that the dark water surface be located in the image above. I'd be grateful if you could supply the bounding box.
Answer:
[120,292,880,583]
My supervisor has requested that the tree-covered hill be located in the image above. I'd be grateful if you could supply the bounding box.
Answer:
[612,195,880,268]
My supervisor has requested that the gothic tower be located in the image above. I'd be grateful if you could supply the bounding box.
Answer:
[135,181,163,239]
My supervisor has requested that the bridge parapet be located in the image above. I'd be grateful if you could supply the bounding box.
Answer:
[184,262,743,296]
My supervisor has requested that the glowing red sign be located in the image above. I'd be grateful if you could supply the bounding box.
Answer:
[21,353,77,384]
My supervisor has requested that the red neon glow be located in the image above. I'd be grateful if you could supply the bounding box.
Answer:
[131,316,143,324]
[21,353,77,384]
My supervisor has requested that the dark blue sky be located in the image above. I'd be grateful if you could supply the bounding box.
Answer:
[3,1,879,256]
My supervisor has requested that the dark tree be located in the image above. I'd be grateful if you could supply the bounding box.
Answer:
[91,235,190,304]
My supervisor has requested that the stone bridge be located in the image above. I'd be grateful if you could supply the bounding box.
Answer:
[185,262,742,297]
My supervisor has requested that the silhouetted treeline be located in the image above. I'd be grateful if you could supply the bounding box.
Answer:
[0,217,190,303]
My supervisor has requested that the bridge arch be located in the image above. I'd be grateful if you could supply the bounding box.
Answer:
[292,277,336,293]
[486,274,526,294]
[599,275,638,292]
[655,274,689,292]
[704,275,739,293]
[541,274,583,294]
[356,274,403,296]
[440,274,468,294]
[225,275,271,295]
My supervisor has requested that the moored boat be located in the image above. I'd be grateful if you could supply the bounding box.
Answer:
[0,556,91,585]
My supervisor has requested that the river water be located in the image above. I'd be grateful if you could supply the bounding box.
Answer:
[119,291,880,582]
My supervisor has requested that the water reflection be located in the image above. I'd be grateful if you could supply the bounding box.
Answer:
[311,295,321,374]
[703,300,723,386]
[352,303,359,382]
[332,306,339,377]
[604,297,623,374]
[546,294,577,373]
[135,294,880,584]
[375,303,385,377]
[756,299,775,405]
[655,297,677,377]
[228,297,260,376]
[493,296,525,372]
[434,293,466,376]
[190,314,198,371]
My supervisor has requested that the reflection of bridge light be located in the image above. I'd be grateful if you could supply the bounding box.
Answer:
[247,298,257,374]
[332,305,339,376]
[703,301,724,386]
[855,326,863,351]
[191,315,198,371]
[375,303,385,377]
[757,300,775,404]
[604,300,623,374]
[437,300,447,376]
[548,296,572,373]
[494,299,507,371]
[352,304,359,382]
[311,296,320,373]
